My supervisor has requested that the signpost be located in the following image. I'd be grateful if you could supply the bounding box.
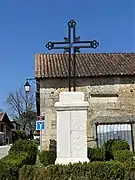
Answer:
[36,117,45,152]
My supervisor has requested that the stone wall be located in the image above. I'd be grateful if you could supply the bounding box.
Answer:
[40,76,135,150]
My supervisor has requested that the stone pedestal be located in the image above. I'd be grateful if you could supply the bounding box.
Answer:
[55,92,89,164]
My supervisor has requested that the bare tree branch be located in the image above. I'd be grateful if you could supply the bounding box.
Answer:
[7,93,22,116]
[6,85,36,134]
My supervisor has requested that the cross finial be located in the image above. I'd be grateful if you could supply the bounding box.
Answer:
[46,20,99,91]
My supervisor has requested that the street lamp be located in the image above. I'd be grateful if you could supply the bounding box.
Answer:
[24,78,40,115]
[24,79,31,111]
[24,79,31,135]
[24,78,37,139]
[24,79,31,93]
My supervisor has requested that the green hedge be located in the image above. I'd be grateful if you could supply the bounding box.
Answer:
[19,164,36,180]
[32,139,40,146]
[9,140,38,164]
[16,130,27,140]
[88,140,130,162]
[104,139,130,161]
[111,139,130,152]
[0,140,38,180]
[19,161,135,180]
[0,152,29,180]
[39,147,105,165]
[88,147,105,161]
[113,150,134,162]
[39,150,56,166]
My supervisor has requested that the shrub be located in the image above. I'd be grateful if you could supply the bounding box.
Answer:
[0,152,29,180]
[0,140,38,180]
[88,147,105,161]
[32,139,40,146]
[39,150,56,166]
[104,139,130,161]
[9,140,38,165]
[19,165,35,180]
[113,150,134,162]
[1,152,28,164]
[19,161,135,180]
[16,130,27,140]
[104,139,114,160]
[112,140,130,151]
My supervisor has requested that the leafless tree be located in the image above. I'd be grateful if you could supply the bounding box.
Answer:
[6,86,36,133]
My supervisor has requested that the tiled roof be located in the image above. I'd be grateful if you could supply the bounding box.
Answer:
[35,53,135,78]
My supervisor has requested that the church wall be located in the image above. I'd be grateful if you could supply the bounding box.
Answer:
[40,76,135,150]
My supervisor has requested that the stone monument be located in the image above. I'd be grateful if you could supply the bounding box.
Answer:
[55,92,89,164]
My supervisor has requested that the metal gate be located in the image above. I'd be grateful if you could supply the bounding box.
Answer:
[96,122,134,152]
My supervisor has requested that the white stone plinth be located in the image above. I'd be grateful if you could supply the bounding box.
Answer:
[55,92,89,165]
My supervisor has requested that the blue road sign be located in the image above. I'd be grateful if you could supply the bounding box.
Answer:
[36,120,45,131]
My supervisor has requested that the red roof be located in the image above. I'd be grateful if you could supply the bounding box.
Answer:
[35,53,135,78]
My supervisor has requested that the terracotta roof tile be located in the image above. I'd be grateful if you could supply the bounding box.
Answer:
[35,53,135,78]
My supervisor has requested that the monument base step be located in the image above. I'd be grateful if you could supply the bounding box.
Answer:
[55,157,89,165]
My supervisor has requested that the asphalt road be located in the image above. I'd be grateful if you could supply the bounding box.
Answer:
[0,145,11,159]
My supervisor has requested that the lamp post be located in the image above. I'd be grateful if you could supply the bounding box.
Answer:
[24,79,31,111]
[24,79,31,136]
[24,78,40,139]
[24,78,40,116]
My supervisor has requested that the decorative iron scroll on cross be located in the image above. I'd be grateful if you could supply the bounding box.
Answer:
[46,20,99,92]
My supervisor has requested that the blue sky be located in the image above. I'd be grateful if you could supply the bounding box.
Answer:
[0,0,134,112]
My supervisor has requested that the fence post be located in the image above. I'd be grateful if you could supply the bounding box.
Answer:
[95,122,98,148]
[131,122,134,153]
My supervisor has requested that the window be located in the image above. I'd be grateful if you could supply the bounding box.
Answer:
[90,94,118,103]
[91,94,118,98]
[96,123,132,148]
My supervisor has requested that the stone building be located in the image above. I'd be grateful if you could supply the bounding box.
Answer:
[35,53,135,151]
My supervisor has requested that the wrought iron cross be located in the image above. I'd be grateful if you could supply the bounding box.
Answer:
[46,20,99,92]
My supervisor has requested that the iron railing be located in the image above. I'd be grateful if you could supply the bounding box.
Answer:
[95,122,134,152]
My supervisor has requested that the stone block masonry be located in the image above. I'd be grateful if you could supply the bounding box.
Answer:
[40,76,135,151]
